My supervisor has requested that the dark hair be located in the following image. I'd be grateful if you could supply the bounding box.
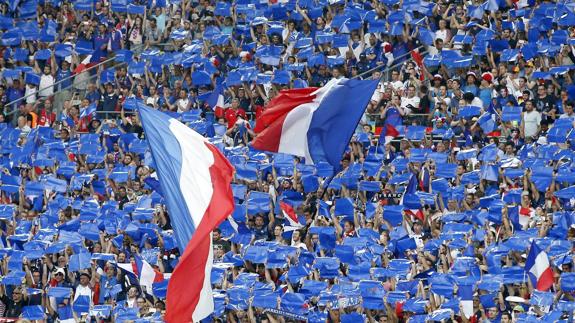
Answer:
[463,92,475,102]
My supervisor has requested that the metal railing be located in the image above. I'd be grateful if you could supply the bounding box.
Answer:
[4,44,146,116]
[353,46,426,81]
[5,56,114,113]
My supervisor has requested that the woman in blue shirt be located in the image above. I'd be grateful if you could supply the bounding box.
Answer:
[96,266,118,304]
[462,72,479,96]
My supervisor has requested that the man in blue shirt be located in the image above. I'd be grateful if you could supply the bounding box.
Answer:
[54,59,74,117]
[6,79,24,117]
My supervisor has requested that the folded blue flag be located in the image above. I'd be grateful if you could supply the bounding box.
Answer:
[69,252,91,272]
[335,197,354,216]
[2,270,26,286]
[435,163,457,178]
[477,112,497,133]
[480,164,499,181]
[0,204,15,219]
[458,106,482,118]
[281,293,309,316]
[75,40,93,55]
[555,186,575,199]
[530,290,555,307]
[358,180,381,192]
[47,286,72,298]
[152,279,168,298]
[396,237,417,253]
[244,245,267,263]
[405,126,426,141]
[127,4,145,14]
[313,257,340,278]
[335,244,356,264]
[273,70,291,85]
[22,306,44,320]
[285,264,309,283]
[192,71,212,86]
[247,191,270,215]
[54,44,72,58]
[301,280,328,299]
[302,175,319,193]
[214,2,231,16]
[489,39,510,52]
[443,55,474,69]
[502,106,522,122]
[456,149,477,161]
[231,184,247,201]
[500,48,520,62]
[562,272,575,292]
[382,205,404,226]
[127,61,146,75]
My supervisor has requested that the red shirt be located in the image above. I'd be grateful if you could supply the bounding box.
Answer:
[38,109,56,127]
[224,107,247,129]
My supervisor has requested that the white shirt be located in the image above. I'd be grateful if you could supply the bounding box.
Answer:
[291,241,308,250]
[470,97,484,108]
[38,74,55,97]
[390,80,404,92]
[523,110,541,138]
[25,85,37,104]
[435,29,448,42]
[434,96,451,107]
[74,284,93,314]
[401,96,421,114]
[176,98,190,113]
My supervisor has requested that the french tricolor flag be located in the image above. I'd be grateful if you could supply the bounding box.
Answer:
[203,84,225,111]
[525,240,554,291]
[117,256,164,296]
[280,201,303,228]
[139,105,235,322]
[383,123,400,144]
[252,78,378,169]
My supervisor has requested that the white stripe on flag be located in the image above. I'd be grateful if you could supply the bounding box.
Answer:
[139,260,158,296]
[530,251,550,280]
[168,119,214,228]
[194,232,215,322]
[278,78,339,164]
[167,119,217,321]
[461,300,474,318]
[117,263,134,275]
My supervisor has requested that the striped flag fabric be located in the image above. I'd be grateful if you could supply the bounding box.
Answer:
[117,256,164,296]
[280,201,303,228]
[252,78,378,171]
[138,104,235,322]
[525,240,554,291]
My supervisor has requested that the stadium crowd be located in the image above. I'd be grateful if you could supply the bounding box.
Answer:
[1,0,575,322]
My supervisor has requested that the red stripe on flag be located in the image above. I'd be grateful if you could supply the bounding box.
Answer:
[165,143,235,322]
[280,201,298,224]
[385,124,400,138]
[153,270,164,283]
[411,50,423,67]
[405,209,424,222]
[536,267,554,291]
[131,262,139,277]
[252,88,317,152]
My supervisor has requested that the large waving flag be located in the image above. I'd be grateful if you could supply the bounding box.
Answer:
[525,240,554,291]
[117,256,164,296]
[138,105,235,322]
[252,78,378,171]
